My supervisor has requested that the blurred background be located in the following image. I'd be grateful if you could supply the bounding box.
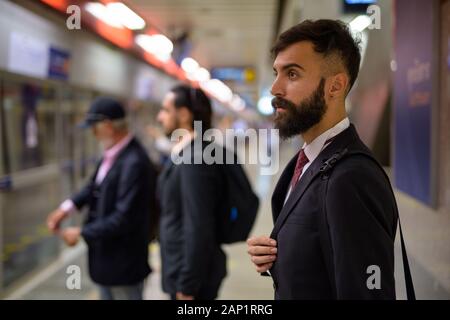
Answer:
[0,0,448,299]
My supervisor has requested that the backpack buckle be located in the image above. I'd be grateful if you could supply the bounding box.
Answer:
[319,148,348,175]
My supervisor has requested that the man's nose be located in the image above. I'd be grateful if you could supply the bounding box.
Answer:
[270,77,285,97]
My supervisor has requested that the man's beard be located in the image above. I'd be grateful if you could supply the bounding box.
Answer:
[272,78,327,140]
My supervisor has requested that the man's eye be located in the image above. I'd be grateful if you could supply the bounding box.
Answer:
[288,71,297,79]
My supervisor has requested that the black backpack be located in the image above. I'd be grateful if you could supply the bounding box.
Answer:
[217,154,260,244]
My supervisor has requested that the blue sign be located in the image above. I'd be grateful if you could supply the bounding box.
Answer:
[48,46,71,80]
[343,0,376,13]
[345,0,375,4]
[0,175,12,191]
[393,0,437,206]
[211,67,255,83]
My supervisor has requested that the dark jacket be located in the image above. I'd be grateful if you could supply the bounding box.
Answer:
[270,124,398,299]
[72,138,158,286]
[157,138,227,299]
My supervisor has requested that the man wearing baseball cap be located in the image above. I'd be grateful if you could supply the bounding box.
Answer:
[47,97,158,300]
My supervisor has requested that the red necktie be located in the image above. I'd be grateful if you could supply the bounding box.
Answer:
[289,136,336,190]
[290,148,309,190]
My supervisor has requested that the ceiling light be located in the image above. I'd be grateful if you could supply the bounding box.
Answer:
[200,79,233,103]
[257,96,274,115]
[181,57,199,74]
[230,94,246,111]
[349,15,372,33]
[85,2,123,29]
[135,34,173,59]
[154,52,171,62]
[107,2,146,30]
[193,67,210,82]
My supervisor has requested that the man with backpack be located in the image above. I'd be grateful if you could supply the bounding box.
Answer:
[156,85,258,300]
[247,20,404,299]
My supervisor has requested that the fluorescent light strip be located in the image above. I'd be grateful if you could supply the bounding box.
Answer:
[135,34,174,62]
[349,15,371,33]
[85,2,123,29]
[107,2,146,30]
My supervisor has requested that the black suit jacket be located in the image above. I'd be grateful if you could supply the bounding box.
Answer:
[270,124,398,299]
[157,139,227,298]
[71,138,158,286]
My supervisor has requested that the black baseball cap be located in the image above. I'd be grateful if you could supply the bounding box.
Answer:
[78,97,126,129]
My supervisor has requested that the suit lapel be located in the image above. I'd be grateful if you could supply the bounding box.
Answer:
[270,159,323,238]
[271,152,298,223]
[270,124,359,239]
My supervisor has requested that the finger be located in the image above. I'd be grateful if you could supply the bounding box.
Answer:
[47,214,55,225]
[247,245,277,256]
[251,255,277,265]
[247,236,277,247]
[49,222,60,233]
[256,263,273,273]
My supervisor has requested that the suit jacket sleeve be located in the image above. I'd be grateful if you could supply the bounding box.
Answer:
[325,161,396,299]
[177,163,219,296]
[71,178,95,211]
[81,158,147,241]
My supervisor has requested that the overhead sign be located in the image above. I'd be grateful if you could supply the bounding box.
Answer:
[343,0,377,13]
[48,46,71,80]
[8,32,49,79]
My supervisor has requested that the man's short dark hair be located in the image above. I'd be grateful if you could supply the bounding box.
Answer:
[272,19,361,93]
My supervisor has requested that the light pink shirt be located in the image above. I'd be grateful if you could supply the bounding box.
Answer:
[60,134,133,214]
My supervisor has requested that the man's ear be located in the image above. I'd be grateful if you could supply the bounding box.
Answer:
[328,72,349,99]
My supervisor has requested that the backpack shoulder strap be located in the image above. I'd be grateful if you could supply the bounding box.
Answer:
[319,148,416,300]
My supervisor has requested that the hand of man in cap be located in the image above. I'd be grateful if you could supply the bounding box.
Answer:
[61,227,81,247]
[47,208,68,233]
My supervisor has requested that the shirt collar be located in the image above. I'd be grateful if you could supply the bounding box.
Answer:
[303,117,350,163]
[104,133,133,159]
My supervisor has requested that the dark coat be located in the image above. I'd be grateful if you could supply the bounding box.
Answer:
[72,138,158,286]
[157,139,227,299]
[270,124,398,299]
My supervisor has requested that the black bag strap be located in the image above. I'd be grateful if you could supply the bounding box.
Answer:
[316,177,338,297]
[320,148,416,300]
